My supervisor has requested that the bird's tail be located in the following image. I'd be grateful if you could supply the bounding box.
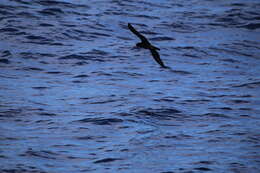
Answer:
[152,46,160,51]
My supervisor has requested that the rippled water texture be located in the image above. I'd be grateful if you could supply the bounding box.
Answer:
[0,0,260,172]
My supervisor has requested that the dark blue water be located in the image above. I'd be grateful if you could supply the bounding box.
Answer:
[0,0,260,172]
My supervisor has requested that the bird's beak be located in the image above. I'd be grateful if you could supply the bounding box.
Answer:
[132,46,139,50]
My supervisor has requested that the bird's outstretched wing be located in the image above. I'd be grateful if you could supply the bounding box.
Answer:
[150,49,167,68]
[128,23,149,44]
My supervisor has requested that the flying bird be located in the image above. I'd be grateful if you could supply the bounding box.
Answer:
[128,23,167,68]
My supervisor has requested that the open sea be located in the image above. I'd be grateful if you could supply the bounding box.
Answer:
[0,0,260,172]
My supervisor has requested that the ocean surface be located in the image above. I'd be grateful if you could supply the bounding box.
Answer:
[0,0,260,172]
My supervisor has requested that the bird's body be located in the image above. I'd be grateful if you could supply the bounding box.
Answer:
[128,23,167,68]
[136,42,160,50]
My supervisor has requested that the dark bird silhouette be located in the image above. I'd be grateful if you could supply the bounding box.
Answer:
[128,23,167,68]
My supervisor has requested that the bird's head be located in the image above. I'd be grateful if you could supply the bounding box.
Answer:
[136,42,143,48]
